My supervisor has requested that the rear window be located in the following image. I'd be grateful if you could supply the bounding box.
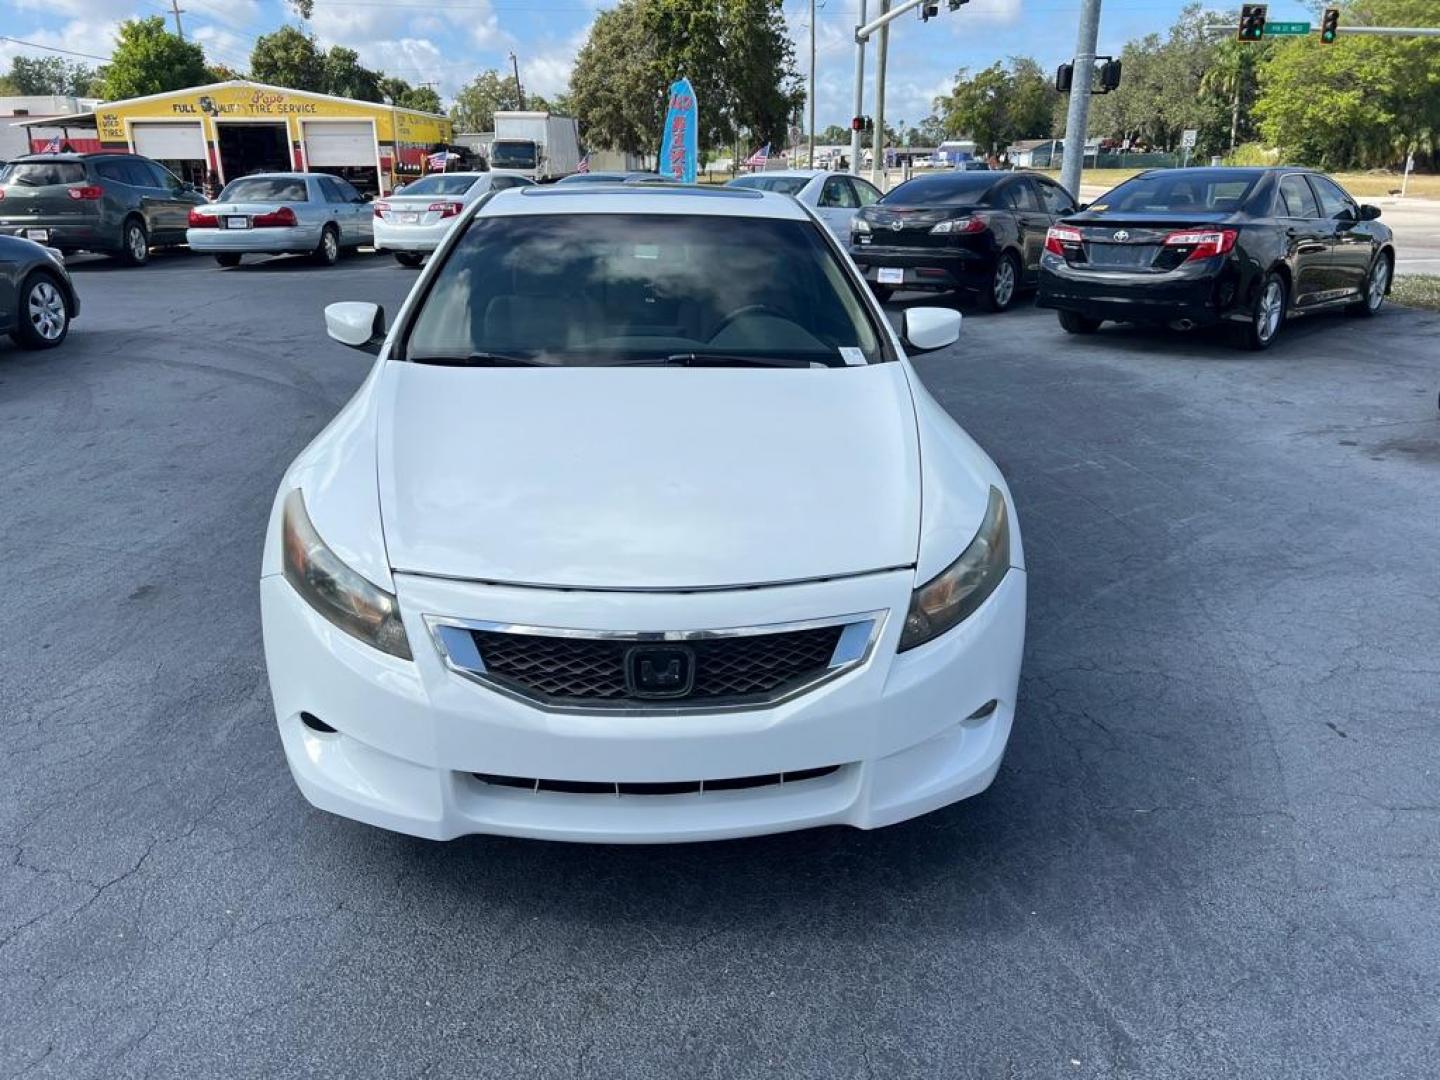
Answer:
[729,176,809,196]
[397,174,482,196]
[1102,171,1259,213]
[880,173,996,207]
[0,161,87,186]
[219,178,309,202]
[406,212,884,366]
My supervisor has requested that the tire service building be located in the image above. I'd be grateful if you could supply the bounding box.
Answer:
[18,81,452,196]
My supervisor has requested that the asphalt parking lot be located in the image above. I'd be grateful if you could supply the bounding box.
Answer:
[2,250,1437,1079]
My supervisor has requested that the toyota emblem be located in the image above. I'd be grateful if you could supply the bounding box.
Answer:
[1112,229,1130,242]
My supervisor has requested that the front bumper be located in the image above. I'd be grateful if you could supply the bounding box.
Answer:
[186,225,323,253]
[261,564,1027,843]
[850,244,992,292]
[373,217,452,252]
[1037,253,1238,323]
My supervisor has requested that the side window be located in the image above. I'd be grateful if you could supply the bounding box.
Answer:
[1310,175,1356,220]
[336,179,363,203]
[1001,181,1039,211]
[852,179,882,207]
[1036,180,1075,215]
[94,160,131,185]
[1277,174,1320,218]
[819,177,849,208]
[317,176,344,203]
[122,159,156,188]
[489,176,513,190]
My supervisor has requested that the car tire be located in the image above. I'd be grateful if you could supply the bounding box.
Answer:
[394,252,424,268]
[118,218,150,267]
[1058,310,1101,335]
[10,271,70,350]
[312,226,340,267]
[979,251,1020,312]
[1235,271,1286,351]
[1347,253,1390,317]
[215,253,242,268]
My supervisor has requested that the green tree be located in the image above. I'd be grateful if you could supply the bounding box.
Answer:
[3,56,98,96]
[934,57,1058,157]
[249,26,325,93]
[400,85,443,114]
[1200,38,1269,151]
[100,17,210,99]
[323,46,382,101]
[449,69,525,132]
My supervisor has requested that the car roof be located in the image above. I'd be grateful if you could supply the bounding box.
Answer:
[10,152,134,162]
[483,185,808,221]
[225,172,313,181]
[734,169,826,179]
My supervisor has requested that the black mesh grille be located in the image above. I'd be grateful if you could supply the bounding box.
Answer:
[473,765,842,795]
[469,624,846,705]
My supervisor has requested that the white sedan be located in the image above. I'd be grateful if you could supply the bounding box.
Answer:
[373,172,533,265]
[261,185,1025,843]
[726,169,883,238]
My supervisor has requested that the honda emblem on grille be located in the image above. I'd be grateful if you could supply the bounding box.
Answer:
[1112,229,1130,242]
[624,645,696,699]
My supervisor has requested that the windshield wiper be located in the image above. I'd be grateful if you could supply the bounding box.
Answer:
[408,352,550,367]
[619,353,829,369]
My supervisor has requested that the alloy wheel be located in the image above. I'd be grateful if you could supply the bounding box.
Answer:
[1367,258,1388,311]
[323,231,338,262]
[129,224,147,262]
[1256,279,1283,343]
[993,258,1016,308]
[27,280,66,341]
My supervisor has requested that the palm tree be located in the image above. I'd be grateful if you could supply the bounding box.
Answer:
[1201,39,1260,150]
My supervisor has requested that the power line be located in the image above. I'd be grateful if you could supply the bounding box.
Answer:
[0,36,112,63]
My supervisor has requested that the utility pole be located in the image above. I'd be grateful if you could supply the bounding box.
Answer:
[808,0,816,168]
[1059,0,1102,200]
[170,0,186,39]
[849,0,867,175]
[509,52,526,111]
[872,0,890,187]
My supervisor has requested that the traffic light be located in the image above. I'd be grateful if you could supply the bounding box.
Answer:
[850,116,863,132]
[1055,63,1073,93]
[1237,3,1267,42]
[1320,7,1340,44]
[1098,59,1122,92]
[920,2,939,21]
[864,116,874,133]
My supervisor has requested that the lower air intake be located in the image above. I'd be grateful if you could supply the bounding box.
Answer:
[472,765,843,796]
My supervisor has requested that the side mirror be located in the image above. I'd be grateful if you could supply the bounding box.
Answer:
[902,307,962,352]
[1359,204,1382,221]
[325,301,386,353]
[1077,202,1090,212]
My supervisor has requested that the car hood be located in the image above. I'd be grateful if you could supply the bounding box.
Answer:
[376,362,922,589]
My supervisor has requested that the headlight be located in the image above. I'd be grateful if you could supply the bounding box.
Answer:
[853,217,871,234]
[898,486,1010,652]
[281,489,412,660]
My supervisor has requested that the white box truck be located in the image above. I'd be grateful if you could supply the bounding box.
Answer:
[490,112,581,182]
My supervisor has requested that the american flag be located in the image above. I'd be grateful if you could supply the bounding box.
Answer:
[576,154,590,174]
[426,150,459,171]
[42,134,62,154]
[744,143,770,170]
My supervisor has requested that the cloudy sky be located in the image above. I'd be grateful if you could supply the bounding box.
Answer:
[2,0,1318,129]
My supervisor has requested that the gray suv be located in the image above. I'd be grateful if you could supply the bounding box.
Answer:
[0,152,207,266]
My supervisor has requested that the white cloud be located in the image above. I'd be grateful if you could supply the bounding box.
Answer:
[0,18,121,66]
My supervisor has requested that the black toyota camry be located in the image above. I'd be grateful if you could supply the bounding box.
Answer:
[849,170,1077,311]
[1037,166,1396,349]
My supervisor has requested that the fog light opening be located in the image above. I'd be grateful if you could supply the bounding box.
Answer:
[964,699,999,723]
[300,711,337,734]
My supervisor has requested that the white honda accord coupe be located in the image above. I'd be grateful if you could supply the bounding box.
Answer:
[260,183,1026,843]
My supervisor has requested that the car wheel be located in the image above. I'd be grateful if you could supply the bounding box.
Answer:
[118,218,150,267]
[1236,271,1286,350]
[394,252,424,268]
[215,253,242,268]
[870,284,893,303]
[312,226,340,267]
[1058,310,1101,335]
[979,251,1020,312]
[1348,253,1390,317]
[10,271,70,349]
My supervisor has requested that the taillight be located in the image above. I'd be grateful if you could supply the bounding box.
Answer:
[1044,225,1083,255]
[929,216,985,235]
[1162,228,1237,261]
[373,200,390,218]
[0,190,6,201]
[67,185,104,201]
[252,206,297,228]
[188,207,218,228]
[429,201,461,218]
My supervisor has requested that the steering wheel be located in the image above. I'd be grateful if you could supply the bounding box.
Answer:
[708,303,792,342]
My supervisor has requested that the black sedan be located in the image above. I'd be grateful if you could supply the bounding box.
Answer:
[1037,166,1395,349]
[849,170,1077,311]
[0,233,78,349]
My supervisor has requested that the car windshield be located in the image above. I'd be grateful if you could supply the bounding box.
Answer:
[729,176,810,196]
[1101,171,1260,213]
[880,173,996,207]
[397,174,481,196]
[490,141,536,169]
[221,177,308,202]
[0,161,87,186]
[406,212,884,366]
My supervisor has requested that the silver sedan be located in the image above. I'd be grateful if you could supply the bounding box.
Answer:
[186,173,372,268]
[725,170,884,238]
